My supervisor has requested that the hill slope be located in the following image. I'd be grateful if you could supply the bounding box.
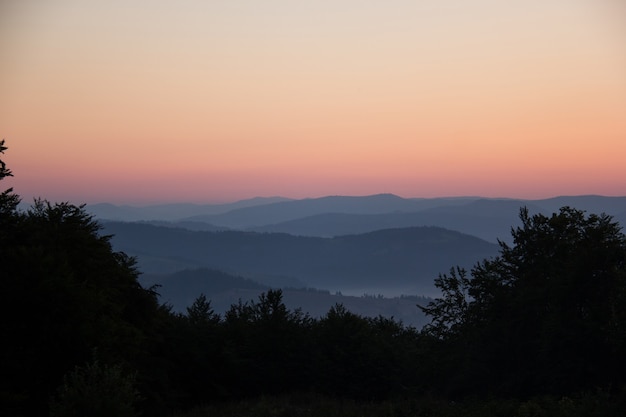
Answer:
[250,199,543,243]
[141,268,431,327]
[103,222,499,296]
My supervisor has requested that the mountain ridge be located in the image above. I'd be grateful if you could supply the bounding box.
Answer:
[89,194,626,245]
[103,222,499,296]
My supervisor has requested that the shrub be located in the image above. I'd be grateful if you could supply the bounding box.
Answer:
[50,359,140,417]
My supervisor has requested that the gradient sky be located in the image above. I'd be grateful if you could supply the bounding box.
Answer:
[1,0,625,204]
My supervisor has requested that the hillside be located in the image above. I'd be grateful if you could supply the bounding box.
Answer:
[141,268,431,328]
[103,222,499,296]
[249,198,543,243]
[86,196,292,221]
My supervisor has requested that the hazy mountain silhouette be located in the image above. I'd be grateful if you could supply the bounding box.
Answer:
[89,193,453,225]
[138,220,229,232]
[141,268,268,307]
[89,195,626,245]
[141,268,431,327]
[181,194,434,228]
[86,196,292,221]
[103,222,499,296]
[250,199,543,243]
[223,196,626,243]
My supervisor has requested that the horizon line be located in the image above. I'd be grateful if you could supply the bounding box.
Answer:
[15,192,626,208]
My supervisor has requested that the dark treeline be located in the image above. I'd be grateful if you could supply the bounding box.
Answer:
[2,140,626,416]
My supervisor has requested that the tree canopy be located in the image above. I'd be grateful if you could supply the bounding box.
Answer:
[0,142,161,416]
[420,206,626,397]
[0,139,20,218]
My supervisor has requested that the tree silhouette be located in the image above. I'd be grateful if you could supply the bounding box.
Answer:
[0,143,161,415]
[0,139,20,217]
[0,139,12,180]
[186,293,220,325]
[420,206,626,397]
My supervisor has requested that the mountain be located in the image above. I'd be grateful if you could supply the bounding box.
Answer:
[86,196,292,221]
[180,194,445,228]
[234,196,626,243]
[103,222,499,296]
[250,198,543,243]
[140,268,268,308]
[141,268,432,327]
[86,193,448,225]
[138,220,229,232]
[89,195,626,245]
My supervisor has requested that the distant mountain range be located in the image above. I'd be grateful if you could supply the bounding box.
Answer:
[87,196,292,222]
[90,194,626,244]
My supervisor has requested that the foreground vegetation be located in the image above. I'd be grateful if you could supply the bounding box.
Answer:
[170,392,626,417]
[2,140,626,416]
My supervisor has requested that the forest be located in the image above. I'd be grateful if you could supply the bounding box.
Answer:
[2,139,626,417]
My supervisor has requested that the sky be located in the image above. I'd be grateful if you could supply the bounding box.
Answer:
[1,0,625,204]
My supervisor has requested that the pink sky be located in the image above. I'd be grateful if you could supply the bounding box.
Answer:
[1,0,625,204]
